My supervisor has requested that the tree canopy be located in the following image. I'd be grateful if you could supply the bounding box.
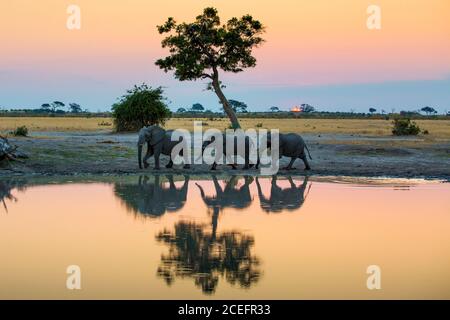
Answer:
[228,100,248,113]
[421,106,437,115]
[270,106,280,112]
[69,103,82,113]
[111,84,171,132]
[155,7,265,128]
[300,104,315,113]
[191,103,205,112]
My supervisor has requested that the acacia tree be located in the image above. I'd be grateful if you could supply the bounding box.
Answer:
[155,7,265,129]
[228,100,248,113]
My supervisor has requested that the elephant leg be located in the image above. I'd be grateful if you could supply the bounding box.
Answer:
[243,153,250,169]
[143,147,153,169]
[300,155,311,170]
[153,150,161,170]
[283,157,296,170]
[288,176,296,188]
[165,159,173,169]
[255,154,260,169]
[167,175,176,188]
[180,150,191,169]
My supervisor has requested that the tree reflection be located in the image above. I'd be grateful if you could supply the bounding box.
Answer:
[256,176,311,213]
[113,175,189,218]
[156,220,261,295]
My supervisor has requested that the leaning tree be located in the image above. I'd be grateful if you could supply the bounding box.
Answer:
[155,7,265,129]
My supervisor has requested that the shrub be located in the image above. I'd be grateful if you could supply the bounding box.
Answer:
[392,118,420,136]
[11,125,28,137]
[111,84,171,132]
[256,122,263,128]
[423,129,429,135]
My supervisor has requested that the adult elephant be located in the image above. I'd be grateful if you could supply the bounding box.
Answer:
[255,176,310,213]
[201,133,258,170]
[266,132,312,170]
[137,125,190,170]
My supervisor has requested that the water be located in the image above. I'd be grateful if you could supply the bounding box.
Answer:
[1,175,449,299]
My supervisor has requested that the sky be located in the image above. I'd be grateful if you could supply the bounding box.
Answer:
[1,0,449,113]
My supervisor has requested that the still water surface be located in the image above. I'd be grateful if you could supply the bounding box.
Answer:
[1,175,449,299]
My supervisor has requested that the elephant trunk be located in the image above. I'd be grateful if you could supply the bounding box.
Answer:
[138,144,143,169]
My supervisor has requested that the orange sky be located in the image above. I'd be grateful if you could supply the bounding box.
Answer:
[1,179,450,298]
[1,0,449,111]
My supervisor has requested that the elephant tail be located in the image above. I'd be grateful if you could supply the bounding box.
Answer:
[305,144,313,160]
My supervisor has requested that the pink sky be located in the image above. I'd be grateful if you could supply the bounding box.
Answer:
[1,0,449,111]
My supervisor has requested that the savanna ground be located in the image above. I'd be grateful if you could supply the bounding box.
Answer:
[1,117,449,179]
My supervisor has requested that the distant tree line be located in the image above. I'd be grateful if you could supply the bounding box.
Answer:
[1,99,448,120]
[0,100,105,117]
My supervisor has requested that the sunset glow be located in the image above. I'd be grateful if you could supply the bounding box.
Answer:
[1,0,449,111]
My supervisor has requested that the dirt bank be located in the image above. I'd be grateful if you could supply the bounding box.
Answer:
[1,131,449,180]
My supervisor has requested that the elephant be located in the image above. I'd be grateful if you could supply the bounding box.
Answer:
[137,125,190,170]
[201,134,258,170]
[195,175,254,235]
[113,175,189,217]
[266,132,312,170]
[255,176,310,213]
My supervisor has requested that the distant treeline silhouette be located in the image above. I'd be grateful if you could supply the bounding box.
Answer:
[1,109,448,120]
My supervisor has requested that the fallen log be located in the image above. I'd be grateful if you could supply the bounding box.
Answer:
[0,135,28,163]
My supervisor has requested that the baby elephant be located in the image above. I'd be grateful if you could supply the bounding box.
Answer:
[267,132,312,170]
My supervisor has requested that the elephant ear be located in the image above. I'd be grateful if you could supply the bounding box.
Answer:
[149,126,166,145]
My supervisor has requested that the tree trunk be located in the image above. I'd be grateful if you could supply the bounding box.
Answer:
[211,73,241,129]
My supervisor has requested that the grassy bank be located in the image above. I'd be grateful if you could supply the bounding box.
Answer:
[1,117,449,138]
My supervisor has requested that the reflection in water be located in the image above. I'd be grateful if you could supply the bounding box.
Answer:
[196,176,254,236]
[114,175,311,219]
[0,179,26,212]
[256,176,311,213]
[156,176,262,294]
[1,176,450,299]
[114,175,189,217]
[156,221,261,295]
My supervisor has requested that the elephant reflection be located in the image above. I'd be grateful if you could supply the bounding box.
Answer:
[156,220,261,295]
[195,176,253,235]
[195,176,253,211]
[256,176,310,213]
[113,175,189,217]
[1,179,26,212]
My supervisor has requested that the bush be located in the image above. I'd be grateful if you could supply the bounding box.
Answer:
[392,118,420,136]
[111,84,171,132]
[256,122,263,128]
[11,125,28,137]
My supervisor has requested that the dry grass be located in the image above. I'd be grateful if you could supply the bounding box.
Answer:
[0,117,112,132]
[0,117,449,138]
